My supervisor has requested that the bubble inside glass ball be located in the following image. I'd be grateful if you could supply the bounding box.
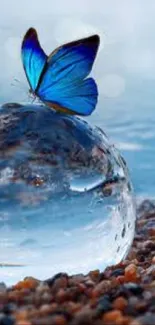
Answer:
[0,103,136,285]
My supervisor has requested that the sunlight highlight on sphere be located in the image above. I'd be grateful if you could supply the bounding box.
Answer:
[53,18,104,51]
[99,74,125,98]
[5,37,21,60]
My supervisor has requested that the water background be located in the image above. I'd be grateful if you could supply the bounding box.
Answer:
[1,1,155,199]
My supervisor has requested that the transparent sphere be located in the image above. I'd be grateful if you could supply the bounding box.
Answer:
[0,103,136,285]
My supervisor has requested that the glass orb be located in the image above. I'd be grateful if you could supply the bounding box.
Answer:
[0,103,136,285]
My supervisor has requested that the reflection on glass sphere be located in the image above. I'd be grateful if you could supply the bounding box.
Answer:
[0,103,136,285]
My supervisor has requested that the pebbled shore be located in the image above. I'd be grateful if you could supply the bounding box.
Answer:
[0,200,155,325]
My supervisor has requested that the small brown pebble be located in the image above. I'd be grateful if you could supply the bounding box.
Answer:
[115,316,132,325]
[52,276,68,293]
[38,303,58,315]
[15,310,28,321]
[50,303,58,314]
[117,276,125,284]
[125,264,137,282]
[135,300,148,313]
[56,288,67,303]
[92,280,111,297]
[77,283,86,293]
[68,274,85,287]
[14,277,39,290]
[65,301,82,313]
[8,290,20,302]
[27,308,38,319]
[113,297,128,311]
[39,304,52,316]
[148,227,155,236]
[50,315,67,325]
[102,310,122,323]
[151,256,155,264]
[72,305,93,324]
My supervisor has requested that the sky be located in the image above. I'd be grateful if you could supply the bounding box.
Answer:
[0,0,155,118]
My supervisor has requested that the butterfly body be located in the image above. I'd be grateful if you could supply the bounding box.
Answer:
[21,28,100,116]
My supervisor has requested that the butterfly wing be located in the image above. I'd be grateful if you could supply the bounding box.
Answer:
[37,34,100,115]
[21,28,47,92]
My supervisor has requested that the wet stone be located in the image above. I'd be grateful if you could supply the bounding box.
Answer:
[45,273,69,289]
[102,310,122,323]
[95,294,112,316]
[112,296,128,311]
[125,264,138,282]
[113,284,141,302]
[120,283,143,296]
[111,268,125,277]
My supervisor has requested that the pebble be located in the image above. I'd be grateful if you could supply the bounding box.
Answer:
[14,278,39,290]
[56,289,68,303]
[112,297,128,311]
[125,264,138,282]
[102,310,122,322]
[111,268,125,277]
[45,273,68,289]
[95,294,112,315]
[92,280,111,297]
[151,256,155,264]
[49,315,67,325]
[122,283,143,295]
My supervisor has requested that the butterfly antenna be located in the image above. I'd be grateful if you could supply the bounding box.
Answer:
[28,92,37,105]
[31,96,36,104]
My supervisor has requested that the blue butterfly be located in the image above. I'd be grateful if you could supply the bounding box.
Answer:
[21,28,100,116]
